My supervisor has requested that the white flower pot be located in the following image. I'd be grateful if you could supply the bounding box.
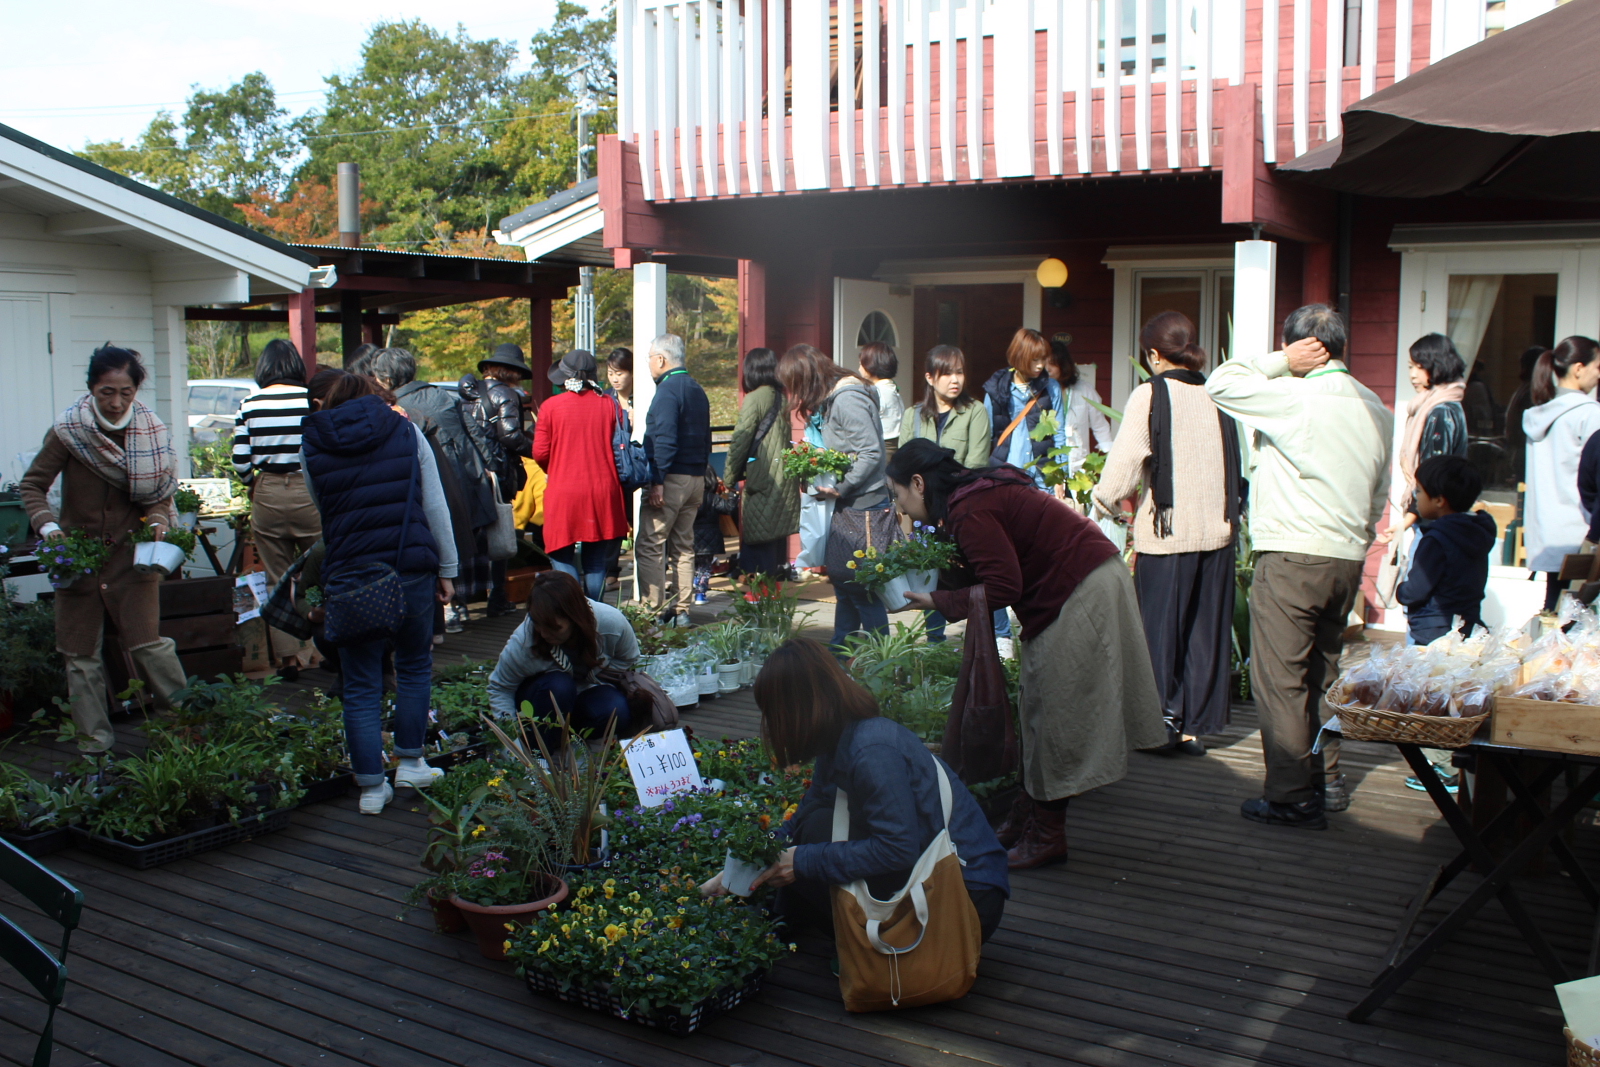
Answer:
[721,850,764,897]
[878,569,938,611]
[177,511,198,529]
[741,658,759,686]
[717,662,743,693]
[670,683,699,708]
[697,666,719,697]
[133,540,186,576]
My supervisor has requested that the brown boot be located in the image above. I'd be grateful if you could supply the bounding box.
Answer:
[993,791,1036,849]
[1007,807,1068,869]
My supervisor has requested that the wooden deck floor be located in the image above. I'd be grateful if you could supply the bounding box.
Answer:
[0,597,1589,1066]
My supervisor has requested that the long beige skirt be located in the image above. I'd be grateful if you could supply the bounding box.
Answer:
[1016,555,1167,801]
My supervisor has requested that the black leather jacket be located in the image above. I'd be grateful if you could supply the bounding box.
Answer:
[459,374,531,499]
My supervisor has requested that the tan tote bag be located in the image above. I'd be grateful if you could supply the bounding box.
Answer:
[829,759,982,1012]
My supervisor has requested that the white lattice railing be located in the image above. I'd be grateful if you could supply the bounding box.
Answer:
[616,0,1503,201]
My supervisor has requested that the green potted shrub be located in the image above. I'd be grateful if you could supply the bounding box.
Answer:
[173,487,203,529]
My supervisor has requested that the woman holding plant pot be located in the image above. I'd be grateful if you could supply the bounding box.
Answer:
[777,344,890,649]
[488,571,641,746]
[705,638,1008,944]
[888,440,1166,869]
[19,344,188,753]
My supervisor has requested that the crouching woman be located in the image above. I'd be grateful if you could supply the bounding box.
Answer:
[715,638,1008,943]
[487,571,641,741]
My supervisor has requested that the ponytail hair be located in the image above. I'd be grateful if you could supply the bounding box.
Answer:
[1531,336,1600,407]
[1138,310,1207,373]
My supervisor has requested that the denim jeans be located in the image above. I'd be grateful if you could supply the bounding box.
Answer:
[342,571,437,786]
[993,607,1012,639]
[831,580,889,649]
[514,670,632,748]
[549,538,622,602]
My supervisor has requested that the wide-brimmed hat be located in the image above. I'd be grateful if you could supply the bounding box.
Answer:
[478,343,533,379]
[548,349,599,390]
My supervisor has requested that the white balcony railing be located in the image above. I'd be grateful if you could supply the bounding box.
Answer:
[616,0,1499,202]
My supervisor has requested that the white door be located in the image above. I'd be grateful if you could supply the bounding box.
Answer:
[0,293,55,484]
[833,278,917,414]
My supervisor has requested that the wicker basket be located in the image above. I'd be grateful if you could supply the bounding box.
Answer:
[1327,683,1489,748]
[1567,1027,1600,1067]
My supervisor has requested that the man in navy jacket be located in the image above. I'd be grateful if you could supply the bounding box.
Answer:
[638,333,711,620]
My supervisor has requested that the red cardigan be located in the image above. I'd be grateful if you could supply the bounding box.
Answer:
[533,389,629,551]
[929,468,1119,640]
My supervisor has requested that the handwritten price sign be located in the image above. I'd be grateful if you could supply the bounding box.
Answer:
[619,728,705,807]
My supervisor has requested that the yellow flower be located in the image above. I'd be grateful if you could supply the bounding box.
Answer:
[669,916,685,929]
[604,924,624,942]
[471,825,488,837]
[628,891,641,903]
[502,940,512,954]
[487,776,503,788]
[538,938,554,953]
[853,550,865,559]
[604,885,615,899]
[503,922,516,932]
[846,561,857,570]
[561,924,571,934]
[682,959,691,969]
[875,563,885,572]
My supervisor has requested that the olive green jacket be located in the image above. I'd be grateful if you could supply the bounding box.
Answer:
[899,400,992,470]
[725,386,801,544]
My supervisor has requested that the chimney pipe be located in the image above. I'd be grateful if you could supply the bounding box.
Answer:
[337,162,361,247]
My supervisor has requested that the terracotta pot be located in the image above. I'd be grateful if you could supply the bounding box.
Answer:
[428,890,467,933]
[451,877,569,960]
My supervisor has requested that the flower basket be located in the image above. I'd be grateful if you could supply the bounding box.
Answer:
[71,807,292,870]
[1326,683,1489,748]
[876,568,938,612]
[452,877,569,960]
[133,540,187,576]
[1,826,76,859]
[523,966,769,1037]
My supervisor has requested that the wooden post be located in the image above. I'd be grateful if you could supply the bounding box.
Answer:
[363,314,384,346]
[287,290,318,377]
[631,263,669,601]
[528,297,554,408]
[736,259,767,401]
[340,291,364,365]
[1303,243,1336,307]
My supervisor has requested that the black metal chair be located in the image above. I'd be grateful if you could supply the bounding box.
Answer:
[0,838,82,1067]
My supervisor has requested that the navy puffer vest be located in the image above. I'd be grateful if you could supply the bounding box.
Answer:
[302,394,440,577]
[982,368,1053,465]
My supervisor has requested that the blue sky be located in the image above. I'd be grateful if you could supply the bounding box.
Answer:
[0,0,584,151]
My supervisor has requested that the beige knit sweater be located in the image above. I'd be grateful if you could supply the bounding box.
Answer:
[1091,380,1235,554]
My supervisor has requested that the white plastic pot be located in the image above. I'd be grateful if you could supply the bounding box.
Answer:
[877,569,938,611]
[721,850,764,897]
[133,540,187,576]
[697,666,719,697]
[717,662,743,693]
[177,510,198,529]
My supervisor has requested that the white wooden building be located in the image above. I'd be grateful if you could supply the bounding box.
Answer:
[0,122,315,485]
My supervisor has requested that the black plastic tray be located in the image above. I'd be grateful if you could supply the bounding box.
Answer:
[523,968,766,1036]
[72,808,293,870]
[1,826,75,858]
[297,773,353,807]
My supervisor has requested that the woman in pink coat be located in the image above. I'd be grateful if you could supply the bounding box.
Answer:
[533,350,629,601]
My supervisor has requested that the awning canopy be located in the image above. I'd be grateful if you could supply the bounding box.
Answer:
[1280,0,1600,200]
[495,177,608,267]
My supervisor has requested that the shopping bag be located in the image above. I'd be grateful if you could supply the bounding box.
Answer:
[796,491,832,569]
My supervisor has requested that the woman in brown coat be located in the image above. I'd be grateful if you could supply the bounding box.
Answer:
[19,345,187,752]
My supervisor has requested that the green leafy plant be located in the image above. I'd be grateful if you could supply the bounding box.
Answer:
[698,622,749,666]
[843,529,960,592]
[483,704,623,866]
[729,576,806,650]
[1025,410,1111,509]
[0,560,66,715]
[173,488,203,516]
[431,661,492,738]
[780,441,853,483]
[453,798,560,907]
[0,762,101,834]
[842,620,964,743]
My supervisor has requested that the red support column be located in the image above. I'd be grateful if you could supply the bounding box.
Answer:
[1302,243,1336,307]
[736,259,767,401]
[528,297,554,408]
[287,290,318,376]
[363,314,384,346]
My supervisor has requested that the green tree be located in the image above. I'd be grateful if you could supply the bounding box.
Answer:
[81,72,293,223]
[295,21,526,245]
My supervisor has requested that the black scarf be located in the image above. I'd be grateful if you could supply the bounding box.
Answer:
[1148,369,1243,538]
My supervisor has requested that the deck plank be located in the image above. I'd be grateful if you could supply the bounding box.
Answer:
[0,604,1584,1065]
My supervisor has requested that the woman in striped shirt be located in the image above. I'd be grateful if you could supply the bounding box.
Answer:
[233,339,322,672]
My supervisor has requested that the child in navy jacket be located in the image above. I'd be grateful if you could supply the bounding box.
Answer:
[1395,455,1498,645]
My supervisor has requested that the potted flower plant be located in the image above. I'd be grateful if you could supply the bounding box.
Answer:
[845,525,960,611]
[129,518,195,576]
[781,441,854,494]
[703,623,747,694]
[173,487,203,529]
[40,529,110,591]
[450,844,569,959]
[712,796,788,896]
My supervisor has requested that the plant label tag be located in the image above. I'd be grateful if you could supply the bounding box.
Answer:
[619,728,704,807]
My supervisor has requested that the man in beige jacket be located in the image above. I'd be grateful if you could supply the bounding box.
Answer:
[1208,305,1393,829]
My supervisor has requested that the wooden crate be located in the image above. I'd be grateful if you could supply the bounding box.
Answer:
[1490,695,1600,756]
[159,575,234,618]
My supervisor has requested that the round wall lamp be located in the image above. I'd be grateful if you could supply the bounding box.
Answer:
[1036,257,1069,288]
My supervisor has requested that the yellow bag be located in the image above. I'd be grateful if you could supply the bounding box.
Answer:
[514,458,546,528]
[829,760,982,1012]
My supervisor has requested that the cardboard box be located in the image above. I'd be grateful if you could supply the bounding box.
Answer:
[1490,694,1600,756]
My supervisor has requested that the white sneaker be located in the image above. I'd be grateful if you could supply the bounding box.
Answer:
[394,761,445,790]
[359,781,394,815]
[995,636,1015,660]
[444,606,466,634]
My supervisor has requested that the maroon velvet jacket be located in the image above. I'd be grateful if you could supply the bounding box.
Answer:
[929,467,1119,640]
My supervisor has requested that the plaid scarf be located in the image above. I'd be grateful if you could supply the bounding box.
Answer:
[54,394,177,505]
